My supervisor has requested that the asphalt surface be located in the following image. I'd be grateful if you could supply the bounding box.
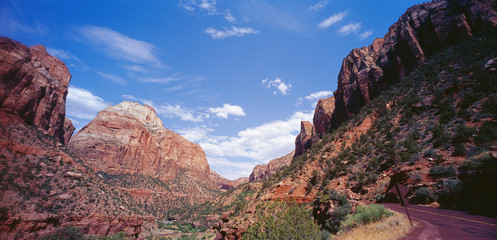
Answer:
[383,203,497,240]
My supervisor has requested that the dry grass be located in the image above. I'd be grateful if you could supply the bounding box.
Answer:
[333,212,414,240]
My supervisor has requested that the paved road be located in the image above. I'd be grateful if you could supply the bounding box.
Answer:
[383,203,497,240]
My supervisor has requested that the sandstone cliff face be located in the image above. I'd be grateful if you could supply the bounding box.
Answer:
[69,101,211,181]
[312,97,335,141]
[0,37,74,144]
[295,121,314,156]
[330,0,497,130]
[249,151,294,182]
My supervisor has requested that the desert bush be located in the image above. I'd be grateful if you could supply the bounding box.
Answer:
[429,165,456,178]
[313,190,351,234]
[341,204,393,231]
[39,226,85,240]
[437,179,463,208]
[452,143,467,156]
[243,202,320,240]
[411,187,436,204]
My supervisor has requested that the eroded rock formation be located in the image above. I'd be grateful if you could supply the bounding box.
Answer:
[0,37,74,144]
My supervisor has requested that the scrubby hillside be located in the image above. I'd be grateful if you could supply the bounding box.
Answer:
[172,31,497,239]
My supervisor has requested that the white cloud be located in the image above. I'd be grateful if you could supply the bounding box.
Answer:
[207,157,256,180]
[66,86,110,120]
[79,25,159,63]
[309,0,329,11]
[98,72,127,85]
[225,10,236,23]
[262,77,292,95]
[339,22,362,35]
[318,11,347,29]
[179,0,218,15]
[205,26,259,39]
[156,104,204,122]
[209,104,246,119]
[199,111,313,163]
[359,30,373,40]
[178,127,214,142]
[305,90,333,101]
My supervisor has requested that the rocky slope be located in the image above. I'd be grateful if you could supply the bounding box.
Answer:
[300,0,497,155]
[0,37,74,145]
[68,101,236,209]
[249,151,294,182]
[0,37,150,239]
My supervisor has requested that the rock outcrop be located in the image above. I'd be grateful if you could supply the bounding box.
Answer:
[312,96,335,141]
[0,37,74,144]
[249,151,294,182]
[69,101,211,181]
[330,0,497,130]
[295,121,314,156]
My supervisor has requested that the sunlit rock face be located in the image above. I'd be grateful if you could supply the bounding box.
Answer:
[0,37,74,144]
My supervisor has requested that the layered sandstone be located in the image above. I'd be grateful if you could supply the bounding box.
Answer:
[312,96,335,140]
[0,37,74,144]
[249,151,294,182]
[330,0,497,130]
[69,101,211,181]
[295,121,314,156]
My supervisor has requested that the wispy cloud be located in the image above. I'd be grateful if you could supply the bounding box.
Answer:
[138,72,184,84]
[66,86,110,130]
[262,77,292,95]
[122,65,148,73]
[225,10,236,23]
[338,22,362,35]
[46,48,81,62]
[79,25,159,63]
[204,26,259,39]
[179,0,218,15]
[309,0,329,11]
[318,11,347,29]
[359,30,373,40]
[209,104,246,119]
[98,72,127,85]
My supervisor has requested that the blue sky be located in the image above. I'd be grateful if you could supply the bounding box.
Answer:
[1,0,425,179]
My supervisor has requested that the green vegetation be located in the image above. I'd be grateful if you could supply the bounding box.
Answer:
[341,204,393,231]
[313,189,351,234]
[243,202,320,240]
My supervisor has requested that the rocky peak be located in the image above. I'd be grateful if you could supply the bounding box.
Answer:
[313,96,335,140]
[295,121,314,156]
[249,151,295,182]
[69,101,210,181]
[0,37,74,144]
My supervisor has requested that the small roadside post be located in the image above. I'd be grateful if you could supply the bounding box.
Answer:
[390,182,413,225]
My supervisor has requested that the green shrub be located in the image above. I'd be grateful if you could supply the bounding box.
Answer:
[313,190,351,234]
[39,226,85,240]
[437,179,463,208]
[243,202,320,240]
[452,143,467,156]
[341,204,393,230]
[429,165,456,178]
[411,187,436,204]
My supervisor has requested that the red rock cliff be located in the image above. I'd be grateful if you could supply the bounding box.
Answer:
[0,37,74,144]
[330,0,497,130]
[68,101,211,182]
